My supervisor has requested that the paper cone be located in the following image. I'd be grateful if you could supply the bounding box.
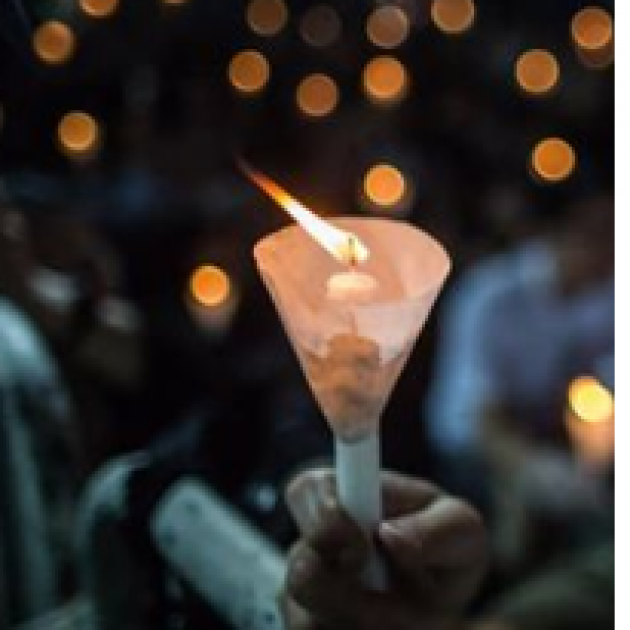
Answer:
[254,217,451,440]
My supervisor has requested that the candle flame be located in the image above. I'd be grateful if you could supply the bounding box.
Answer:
[568,376,614,424]
[241,163,369,265]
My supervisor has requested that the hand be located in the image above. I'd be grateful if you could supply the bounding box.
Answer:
[518,450,608,516]
[283,469,487,630]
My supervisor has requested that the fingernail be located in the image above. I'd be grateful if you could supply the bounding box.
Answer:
[380,517,415,538]
[378,520,421,552]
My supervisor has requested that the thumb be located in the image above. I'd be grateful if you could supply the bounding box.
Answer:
[286,468,370,573]
[378,496,487,608]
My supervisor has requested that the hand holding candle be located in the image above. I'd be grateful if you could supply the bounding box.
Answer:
[248,166,450,589]
[283,469,487,629]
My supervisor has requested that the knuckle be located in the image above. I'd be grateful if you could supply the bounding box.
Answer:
[286,544,327,609]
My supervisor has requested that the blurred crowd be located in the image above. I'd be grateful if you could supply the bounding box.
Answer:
[0,0,613,628]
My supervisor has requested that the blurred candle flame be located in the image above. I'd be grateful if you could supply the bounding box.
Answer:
[364,164,407,208]
[363,56,409,105]
[532,137,576,183]
[571,6,614,69]
[572,7,613,51]
[57,111,100,159]
[299,4,341,48]
[33,20,75,65]
[296,73,339,117]
[367,5,410,49]
[515,49,560,96]
[241,163,369,265]
[568,376,614,424]
[431,0,476,35]
[190,265,231,307]
[228,50,270,95]
[246,0,288,37]
[565,375,614,470]
[80,0,119,18]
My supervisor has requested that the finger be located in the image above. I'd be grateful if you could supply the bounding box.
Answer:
[281,593,328,630]
[286,468,370,572]
[381,471,441,519]
[382,496,486,567]
[379,496,487,609]
[286,540,422,630]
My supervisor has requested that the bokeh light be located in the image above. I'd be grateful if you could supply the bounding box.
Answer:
[366,5,410,49]
[57,112,100,159]
[33,20,76,65]
[515,49,560,96]
[364,164,407,208]
[362,56,409,105]
[568,376,614,424]
[161,0,189,5]
[190,265,232,308]
[299,4,342,48]
[228,50,271,96]
[531,137,576,183]
[571,6,614,69]
[79,0,120,18]
[246,0,288,37]
[431,0,476,35]
[296,73,339,118]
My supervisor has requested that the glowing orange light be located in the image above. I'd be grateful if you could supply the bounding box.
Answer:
[565,375,614,469]
[568,376,614,424]
[190,265,231,307]
[366,5,410,49]
[531,138,576,183]
[515,49,560,96]
[572,7,613,50]
[162,0,189,5]
[296,73,339,118]
[57,112,100,159]
[79,0,119,18]
[33,20,75,65]
[299,4,342,48]
[228,50,270,95]
[431,0,475,35]
[364,164,406,208]
[246,0,288,36]
[571,6,613,69]
[241,164,369,264]
[362,56,409,105]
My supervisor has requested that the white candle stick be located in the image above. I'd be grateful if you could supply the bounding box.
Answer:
[249,172,452,597]
[327,268,379,303]
[335,433,388,590]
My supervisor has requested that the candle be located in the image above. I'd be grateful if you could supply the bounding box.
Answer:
[327,268,379,302]
[247,164,451,591]
[186,264,239,336]
[325,238,385,587]
[565,376,614,472]
[327,236,380,303]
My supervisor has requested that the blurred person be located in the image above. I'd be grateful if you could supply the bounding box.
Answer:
[0,201,144,623]
[283,468,613,630]
[424,194,613,569]
[0,208,78,624]
[426,195,613,468]
[0,202,144,458]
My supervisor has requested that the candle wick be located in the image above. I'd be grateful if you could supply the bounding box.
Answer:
[347,236,360,267]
